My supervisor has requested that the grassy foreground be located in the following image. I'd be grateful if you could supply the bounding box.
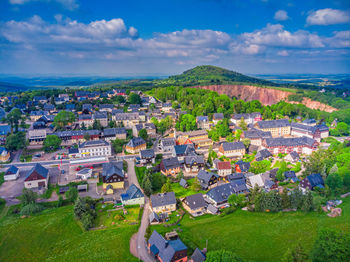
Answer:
[0,205,138,262]
[152,198,350,261]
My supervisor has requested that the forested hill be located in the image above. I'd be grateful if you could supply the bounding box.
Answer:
[154,65,278,87]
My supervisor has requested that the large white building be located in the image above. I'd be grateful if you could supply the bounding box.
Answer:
[78,140,111,158]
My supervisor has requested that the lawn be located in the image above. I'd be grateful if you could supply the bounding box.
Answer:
[172,178,206,198]
[94,204,140,228]
[151,198,350,261]
[0,205,139,262]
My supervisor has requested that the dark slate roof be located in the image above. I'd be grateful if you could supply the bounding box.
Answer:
[257,119,290,129]
[149,211,160,223]
[102,162,124,179]
[256,149,272,161]
[80,139,109,148]
[231,178,249,193]
[179,178,188,188]
[79,114,92,120]
[206,182,237,203]
[174,144,195,156]
[244,128,272,139]
[140,149,155,159]
[184,193,207,210]
[68,148,79,154]
[126,137,146,148]
[221,141,245,151]
[213,113,224,120]
[0,125,11,136]
[289,151,300,160]
[226,173,245,182]
[150,192,176,208]
[5,165,18,176]
[161,157,180,170]
[184,155,204,165]
[265,136,317,147]
[291,122,329,134]
[94,111,108,119]
[161,138,176,147]
[307,173,324,188]
[121,184,144,201]
[191,248,206,262]
[99,104,114,109]
[25,163,48,180]
[302,118,317,125]
[284,171,296,179]
[103,127,126,136]
[196,116,209,122]
[197,170,218,184]
[235,160,250,172]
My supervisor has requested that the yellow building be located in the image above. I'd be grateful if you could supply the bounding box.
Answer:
[102,162,125,194]
[256,119,291,137]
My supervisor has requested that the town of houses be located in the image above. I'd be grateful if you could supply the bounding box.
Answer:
[0,88,337,262]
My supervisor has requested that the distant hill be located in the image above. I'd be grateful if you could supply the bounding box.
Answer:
[154,65,277,87]
[0,81,30,92]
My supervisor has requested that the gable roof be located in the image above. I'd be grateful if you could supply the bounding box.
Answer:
[184,193,207,210]
[140,149,155,159]
[217,161,231,170]
[121,184,144,201]
[256,149,272,161]
[161,157,180,170]
[151,192,176,208]
[25,163,48,181]
[127,137,146,148]
[179,178,188,188]
[235,160,250,172]
[197,170,218,184]
[184,155,204,165]
[257,119,290,129]
[5,165,18,176]
[265,136,317,148]
[191,248,206,262]
[102,162,124,179]
[221,141,245,151]
[307,173,324,188]
[206,182,237,204]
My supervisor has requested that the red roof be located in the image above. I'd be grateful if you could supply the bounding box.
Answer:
[217,161,231,170]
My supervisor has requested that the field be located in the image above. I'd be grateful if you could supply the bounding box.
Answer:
[152,197,350,261]
[171,178,206,198]
[0,205,139,262]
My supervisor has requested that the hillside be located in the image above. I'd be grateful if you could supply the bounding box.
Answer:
[0,81,30,92]
[154,65,277,87]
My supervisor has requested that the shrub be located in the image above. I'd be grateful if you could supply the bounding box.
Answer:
[20,203,43,216]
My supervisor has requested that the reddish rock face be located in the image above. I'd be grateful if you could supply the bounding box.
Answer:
[190,85,338,112]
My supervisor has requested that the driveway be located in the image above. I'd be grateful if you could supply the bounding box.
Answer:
[0,170,27,205]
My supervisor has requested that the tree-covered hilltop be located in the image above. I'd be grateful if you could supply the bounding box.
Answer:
[155,65,276,87]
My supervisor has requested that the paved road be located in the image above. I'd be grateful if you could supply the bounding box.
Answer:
[127,160,154,262]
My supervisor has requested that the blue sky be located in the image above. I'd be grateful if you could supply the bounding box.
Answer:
[0,0,349,76]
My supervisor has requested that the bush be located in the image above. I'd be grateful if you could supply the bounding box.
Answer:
[20,203,44,216]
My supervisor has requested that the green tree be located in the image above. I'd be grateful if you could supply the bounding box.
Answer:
[5,108,23,133]
[128,93,141,104]
[20,188,38,207]
[143,176,153,196]
[176,114,197,131]
[239,117,248,131]
[311,228,350,262]
[53,111,76,129]
[281,243,308,262]
[343,172,350,189]
[176,171,184,181]
[57,195,63,207]
[206,250,244,262]
[249,160,271,174]
[5,132,26,151]
[235,129,242,141]
[191,177,201,192]
[325,173,343,196]
[281,188,290,209]
[92,120,102,130]
[228,194,246,208]
[161,180,172,193]
[43,135,62,152]
[139,128,148,141]
[65,187,78,203]
[108,120,117,128]
[216,119,230,137]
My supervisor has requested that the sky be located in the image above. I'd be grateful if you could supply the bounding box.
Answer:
[0,0,350,76]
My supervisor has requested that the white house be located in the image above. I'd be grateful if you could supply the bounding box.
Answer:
[4,165,19,181]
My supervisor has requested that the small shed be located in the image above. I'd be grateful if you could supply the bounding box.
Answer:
[179,178,188,188]
[77,184,88,192]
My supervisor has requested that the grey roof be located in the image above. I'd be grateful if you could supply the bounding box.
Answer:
[122,184,144,201]
[302,118,317,125]
[140,149,155,159]
[94,111,108,119]
[213,113,224,120]
[161,157,180,170]
[174,144,196,156]
[184,155,204,165]
[207,204,218,214]
[179,178,188,188]
[79,114,92,120]
[197,170,218,184]
[265,136,317,147]
[99,104,114,109]
[191,248,206,262]
[68,148,79,154]
[25,163,48,180]
[161,138,176,147]
[114,112,139,120]
[184,193,207,210]
[307,173,324,188]
[256,149,272,161]
[151,192,176,208]
[206,182,241,204]
[284,171,296,179]
[80,139,109,148]
[221,141,245,151]
[54,129,100,138]
[291,122,329,134]
[244,128,272,139]
[196,116,209,122]
[126,137,146,148]
[103,127,126,136]
[149,211,160,223]
[288,151,300,160]
[235,160,251,172]
[257,119,290,129]
[102,162,124,179]
[135,123,156,131]
[5,165,18,176]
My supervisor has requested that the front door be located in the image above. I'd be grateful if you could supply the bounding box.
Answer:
[38,181,46,188]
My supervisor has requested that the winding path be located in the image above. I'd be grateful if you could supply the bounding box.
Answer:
[127,160,154,262]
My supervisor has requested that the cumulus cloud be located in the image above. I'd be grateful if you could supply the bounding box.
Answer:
[274,10,289,21]
[9,0,78,11]
[306,8,350,26]
[277,50,289,56]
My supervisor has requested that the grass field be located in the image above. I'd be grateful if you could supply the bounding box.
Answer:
[0,205,138,262]
[172,178,206,198]
[152,198,350,261]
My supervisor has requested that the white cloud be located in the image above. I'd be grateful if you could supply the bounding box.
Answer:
[274,10,289,21]
[306,8,350,26]
[277,50,289,56]
[9,0,78,11]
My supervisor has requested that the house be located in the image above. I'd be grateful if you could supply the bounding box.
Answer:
[78,114,93,128]
[150,192,176,213]
[28,129,47,145]
[197,170,218,190]
[4,165,19,181]
[76,168,93,180]
[284,171,299,183]
[300,173,324,191]
[182,193,207,216]
[148,230,188,262]
[24,163,49,189]
[216,161,232,177]
[0,147,10,162]
[82,104,93,114]
[291,123,329,142]
[54,130,101,144]
[33,96,47,104]
[78,140,111,157]
[284,151,300,163]
[149,211,161,224]
[176,130,212,148]
[121,184,144,206]
[213,113,224,125]
[184,155,205,173]
[196,116,210,130]
[247,173,275,191]
[190,248,206,262]
[262,136,318,155]
[99,104,115,112]
[94,111,108,127]
[102,162,125,194]
[140,149,155,165]
[218,141,245,158]
[159,138,176,152]
[113,112,140,128]
[225,173,245,183]
[231,112,262,125]
[132,123,156,137]
[43,103,55,112]
[160,157,181,176]
[206,181,245,207]
[125,137,146,154]
[103,127,127,141]
[30,110,48,121]
[243,128,272,146]
[172,144,196,162]
[255,148,272,161]
[207,204,218,214]
[234,160,250,173]
[257,119,291,137]
[302,118,317,126]
[161,103,172,112]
